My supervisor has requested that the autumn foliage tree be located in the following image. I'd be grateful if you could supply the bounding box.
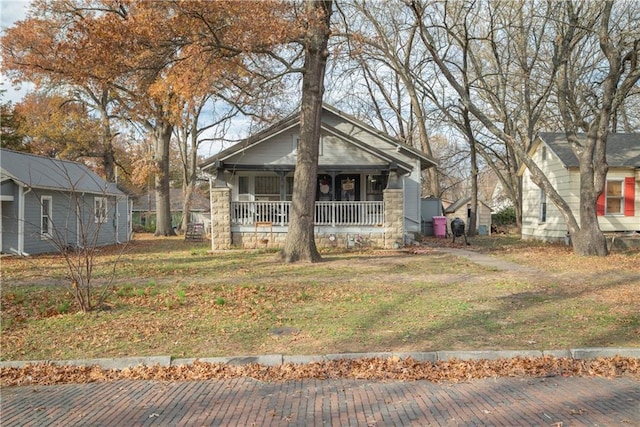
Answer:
[3,0,298,236]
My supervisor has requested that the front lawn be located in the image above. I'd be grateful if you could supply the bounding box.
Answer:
[2,234,639,361]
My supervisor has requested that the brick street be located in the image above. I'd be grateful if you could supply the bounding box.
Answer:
[2,376,639,426]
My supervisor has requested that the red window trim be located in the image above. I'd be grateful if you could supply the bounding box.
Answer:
[624,177,635,217]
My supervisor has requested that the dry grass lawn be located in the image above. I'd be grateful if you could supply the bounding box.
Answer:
[2,234,639,362]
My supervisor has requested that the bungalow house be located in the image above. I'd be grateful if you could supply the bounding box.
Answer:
[200,104,437,249]
[132,188,211,232]
[444,197,493,235]
[518,133,639,242]
[0,148,131,255]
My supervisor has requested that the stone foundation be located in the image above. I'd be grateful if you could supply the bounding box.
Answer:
[232,229,386,249]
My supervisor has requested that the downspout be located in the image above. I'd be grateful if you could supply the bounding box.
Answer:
[209,176,214,252]
[115,196,120,244]
[77,193,84,248]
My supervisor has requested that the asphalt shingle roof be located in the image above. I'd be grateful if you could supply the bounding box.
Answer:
[0,149,123,196]
[538,133,640,168]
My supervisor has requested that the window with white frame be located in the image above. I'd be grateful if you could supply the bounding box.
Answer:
[605,179,623,214]
[539,189,547,223]
[41,196,52,238]
[94,197,108,223]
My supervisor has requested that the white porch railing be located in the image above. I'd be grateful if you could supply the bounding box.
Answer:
[232,201,384,226]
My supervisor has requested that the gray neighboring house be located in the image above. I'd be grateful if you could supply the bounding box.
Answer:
[1,148,131,255]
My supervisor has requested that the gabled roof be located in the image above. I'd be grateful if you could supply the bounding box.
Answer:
[537,132,640,168]
[0,148,123,196]
[200,104,437,171]
[444,196,492,214]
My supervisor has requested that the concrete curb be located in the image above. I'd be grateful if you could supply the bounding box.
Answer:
[1,348,638,370]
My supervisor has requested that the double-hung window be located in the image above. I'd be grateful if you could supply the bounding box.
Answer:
[597,177,635,217]
[41,196,52,239]
[605,180,623,215]
[539,189,547,223]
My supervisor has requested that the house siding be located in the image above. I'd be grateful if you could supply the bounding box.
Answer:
[14,189,125,255]
[1,182,20,252]
[22,189,71,254]
[224,128,388,168]
[403,166,421,233]
[78,194,121,248]
[521,142,573,241]
[323,111,421,168]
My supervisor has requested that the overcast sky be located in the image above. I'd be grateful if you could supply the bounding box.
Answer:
[1,0,32,103]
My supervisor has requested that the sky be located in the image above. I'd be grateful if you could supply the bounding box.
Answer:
[1,0,32,103]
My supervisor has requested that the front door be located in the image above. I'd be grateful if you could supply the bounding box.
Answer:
[336,174,360,201]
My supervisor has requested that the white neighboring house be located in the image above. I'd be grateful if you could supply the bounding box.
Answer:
[518,133,640,242]
[1,149,131,255]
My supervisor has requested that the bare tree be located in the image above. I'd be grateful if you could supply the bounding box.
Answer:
[410,0,640,255]
[332,0,440,196]
[22,164,127,313]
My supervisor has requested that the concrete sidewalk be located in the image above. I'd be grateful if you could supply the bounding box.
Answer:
[3,376,639,426]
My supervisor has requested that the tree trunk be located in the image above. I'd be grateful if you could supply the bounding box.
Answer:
[180,133,198,233]
[154,121,176,236]
[281,0,332,263]
[569,143,609,256]
[468,140,478,237]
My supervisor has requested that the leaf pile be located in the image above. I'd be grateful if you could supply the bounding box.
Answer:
[2,356,638,387]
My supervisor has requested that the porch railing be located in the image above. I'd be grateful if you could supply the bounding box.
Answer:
[231,201,384,226]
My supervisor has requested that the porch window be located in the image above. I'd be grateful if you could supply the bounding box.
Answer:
[286,176,294,201]
[94,197,108,223]
[539,189,546,223]
[366,175,386,201]
[255,176,280,201]
[605,180,623,214]
[318,175,333,201]
[41,196,52,239]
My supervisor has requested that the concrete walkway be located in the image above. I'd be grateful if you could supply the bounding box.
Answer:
[3,376,639,426]
[434,247,541,273]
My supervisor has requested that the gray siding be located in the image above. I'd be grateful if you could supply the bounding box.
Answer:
[22,189,73,254]
[224,128,387,168]
[2,201,19,252]
[403,168,421,233]
[1,181,19,252]
[10,189,127,255]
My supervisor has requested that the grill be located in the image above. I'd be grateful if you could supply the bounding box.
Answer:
[451,217,469,245]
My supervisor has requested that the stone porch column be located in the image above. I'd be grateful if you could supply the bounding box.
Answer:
[384,188,404,249]
[210,179,232,251]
